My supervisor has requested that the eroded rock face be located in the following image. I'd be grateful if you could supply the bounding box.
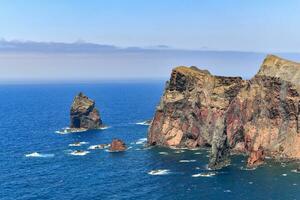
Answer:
[148,55,300,169]
[109,139,127,152]
[70,92,102,129]
[148,66,245,149]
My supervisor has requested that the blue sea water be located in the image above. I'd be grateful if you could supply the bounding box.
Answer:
[1,82,300,200]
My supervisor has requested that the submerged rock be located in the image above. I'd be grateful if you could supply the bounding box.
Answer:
[148,55,300,169]
[109,139,127,152]
[70,92,103,129]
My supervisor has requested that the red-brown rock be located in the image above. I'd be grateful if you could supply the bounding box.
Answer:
[109,139,127,152]
[148,55,300,169]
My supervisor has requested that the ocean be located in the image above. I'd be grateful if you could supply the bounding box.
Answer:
[1,82,300,200]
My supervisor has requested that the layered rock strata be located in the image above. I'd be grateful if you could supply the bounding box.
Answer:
[70,92,103,130]
[148,55,300,169]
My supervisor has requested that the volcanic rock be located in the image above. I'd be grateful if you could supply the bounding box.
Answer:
[148,55,300,169]
[70,92,102,129]
[109,139,127,152]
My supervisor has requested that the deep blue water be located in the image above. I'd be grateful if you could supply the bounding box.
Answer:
[1,82,300,200]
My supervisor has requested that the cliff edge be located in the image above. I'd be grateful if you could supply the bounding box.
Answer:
[148,55,300,169]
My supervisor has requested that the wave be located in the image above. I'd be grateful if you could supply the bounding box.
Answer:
[291,169,300,173]
[179,160,196,163]
[55,126,110,134]
[136,120,152,126]
[99,125,110,130]
[136,138,147,145]
[69,142,89,147]
[25,152,54,158]
[240,166,257,171]
[192,172,216,177]
[55,127,87,134]
[174,150,185,154]
[88,144,110,150]
[223,190,232,193]
[148,169,170,175]
[194,152,202,155]
[282,173,288,176]
[159,152,169,155]
[69,150,90,156]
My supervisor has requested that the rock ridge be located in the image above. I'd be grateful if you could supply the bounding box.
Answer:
[148,55,300,169]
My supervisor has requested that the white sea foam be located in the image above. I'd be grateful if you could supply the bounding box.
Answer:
[240,166,257,171]
[148,169,170,175]
[174,150,185,154]
[136,138,147,145]
[88,144,110,150]
[25,152,54,158]
[159,152,169,155]
[55,127,87,134]
[69,150,90,156]
[69,142,89,147]
[194,152,202,155]
[224,190,232,193]
[291,169,300,174]
[191,172,216,177]
[136,120,152,126]
[179,160,196,163]
[282,173,288,176]
[99,126,110,130]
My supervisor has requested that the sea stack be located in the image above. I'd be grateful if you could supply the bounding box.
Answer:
[70,92,102,130]
[109,139,127,152]
[148,55,300,169]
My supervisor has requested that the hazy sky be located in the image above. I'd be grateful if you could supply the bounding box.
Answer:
[1,0,300,82]
[1,0,300,52]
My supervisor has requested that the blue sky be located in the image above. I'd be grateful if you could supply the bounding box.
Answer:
[1,0,300,82]
[1,0,300,52]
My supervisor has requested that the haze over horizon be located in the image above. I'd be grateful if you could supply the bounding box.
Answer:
[1,0,300,82]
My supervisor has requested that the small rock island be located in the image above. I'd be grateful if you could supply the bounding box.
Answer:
[148,55,300,169]
[70,92,103,130]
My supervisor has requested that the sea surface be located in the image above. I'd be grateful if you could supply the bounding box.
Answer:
[1,82,300,200]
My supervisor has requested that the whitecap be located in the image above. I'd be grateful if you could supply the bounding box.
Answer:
[174,150,185,154]
[282,173,288,176]
[148,169,170,175]
[69,142,89,147]
[99,125,110,130]
[248,181,253,184]
[192,172,216,177]
[25,152,54,158]
[240,166,257,171]
[136,120,152,126]
[159,152,169,155]
[136,138,147,145]
[55,127,87,134]
[291,169,300,174]
[179,160,196,163]
[194,152,202,155]
[224,190,231,193]
[88,144,110,150]
[69,150,90,156]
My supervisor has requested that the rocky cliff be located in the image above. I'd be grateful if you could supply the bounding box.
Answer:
[148,55,300,169]
[70,92,103,129]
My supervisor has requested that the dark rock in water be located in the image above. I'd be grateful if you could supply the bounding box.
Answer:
[109,139,127,152]
[70,92,102,129]
[148,55,300,169]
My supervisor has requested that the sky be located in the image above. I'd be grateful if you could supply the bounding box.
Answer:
[0,0,300,82]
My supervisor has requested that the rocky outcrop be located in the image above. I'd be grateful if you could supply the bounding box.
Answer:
[109,139,127,152]
[148,55,300,169]
[70,92,102,129]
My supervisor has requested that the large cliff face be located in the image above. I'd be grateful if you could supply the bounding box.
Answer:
[148,55,300,169]
[148,66,245,148]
